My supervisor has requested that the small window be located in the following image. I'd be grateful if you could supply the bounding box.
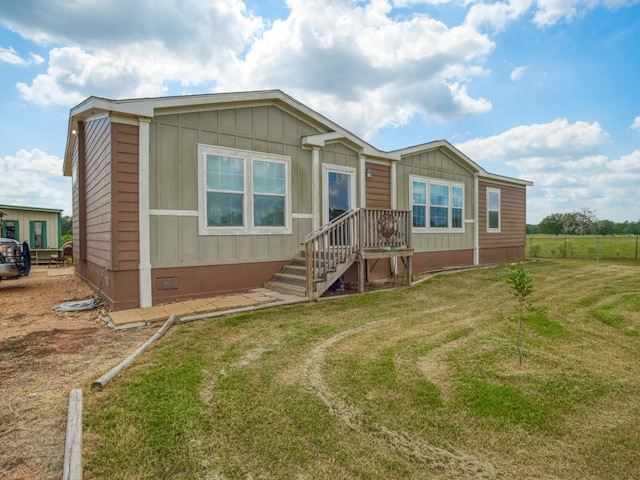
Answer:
[452,186,463,229]
[30,220,46,248]
[206,154,244,227]
[430,183,449,228]
[3,220,17,240]
[412,180,427,228]
[487,187,501,232]
[253,160,286,227]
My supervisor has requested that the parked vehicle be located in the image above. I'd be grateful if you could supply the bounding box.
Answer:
[0,238,31,281]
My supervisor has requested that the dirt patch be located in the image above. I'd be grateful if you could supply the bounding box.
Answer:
[0,267,154,480]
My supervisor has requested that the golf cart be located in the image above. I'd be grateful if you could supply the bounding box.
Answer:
[0,237,31,282]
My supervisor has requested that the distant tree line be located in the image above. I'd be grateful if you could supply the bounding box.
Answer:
[527,208,640,236]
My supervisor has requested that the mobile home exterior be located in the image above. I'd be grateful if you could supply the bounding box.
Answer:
[63,90,531,311]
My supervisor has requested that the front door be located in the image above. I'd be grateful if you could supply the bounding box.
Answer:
[323,165,356,224]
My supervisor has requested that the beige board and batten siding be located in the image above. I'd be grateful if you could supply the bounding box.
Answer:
[478,180,527,263]
[396,148,476,253]
[148,104,323,269]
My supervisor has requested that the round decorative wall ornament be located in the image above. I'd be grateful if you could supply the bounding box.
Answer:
[377,213,398,244]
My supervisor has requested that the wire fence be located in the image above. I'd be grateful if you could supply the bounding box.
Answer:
[526,235,640,261]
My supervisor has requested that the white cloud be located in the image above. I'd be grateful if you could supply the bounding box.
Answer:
[216,0,494,137]
[0,149,71,214]
[0,46,43,66]
[510,65,529,80]
[1,0,495,138]
[632,116,640,131]
[533,0,640,26]
[457,119,639,222]
[465,0,533,32]
[457,118,608,164]
[3,0,263,104]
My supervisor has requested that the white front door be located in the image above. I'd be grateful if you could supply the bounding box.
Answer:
[323,165,356,224]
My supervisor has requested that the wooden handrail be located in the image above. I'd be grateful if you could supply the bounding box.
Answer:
[301,208,412,297]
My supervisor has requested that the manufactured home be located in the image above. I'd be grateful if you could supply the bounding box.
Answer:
[63,90,532,311]
[0,204,63,264]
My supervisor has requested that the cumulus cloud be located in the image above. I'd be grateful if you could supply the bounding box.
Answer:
[0,149,70,213]
[2,0,263,104]
[457,118,609,164]
[1,0,498,138]
[632,116,640,131]
[215,0,494,137]
[457,120,639,222]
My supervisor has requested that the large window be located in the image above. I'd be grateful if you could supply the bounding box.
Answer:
[199,145,291,235]
[410,176,465,231]
[487,187,501,232]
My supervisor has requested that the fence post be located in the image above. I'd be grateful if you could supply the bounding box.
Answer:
[563,235,567,258]
[596,236,600,263]
[636,236,638,261]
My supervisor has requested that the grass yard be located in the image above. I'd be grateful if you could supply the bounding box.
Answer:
[527,234,640,261]
[83,260,640,479]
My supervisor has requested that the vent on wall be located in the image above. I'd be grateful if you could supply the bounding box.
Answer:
[157,277,179,290]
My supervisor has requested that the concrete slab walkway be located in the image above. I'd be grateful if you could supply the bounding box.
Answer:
[106,288,306,329]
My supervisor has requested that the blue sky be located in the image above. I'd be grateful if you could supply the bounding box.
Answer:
[1,0,639,223]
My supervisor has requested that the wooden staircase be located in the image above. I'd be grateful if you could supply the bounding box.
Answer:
[266,208,413,300]
[266,250,355,299]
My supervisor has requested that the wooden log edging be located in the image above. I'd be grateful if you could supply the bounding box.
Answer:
[92,314,176,389]
[63,388,83,480]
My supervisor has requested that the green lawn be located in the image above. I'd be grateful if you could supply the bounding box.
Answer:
[83,260,640,479]
[527,234,640,261]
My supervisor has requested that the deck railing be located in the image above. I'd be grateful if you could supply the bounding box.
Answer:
[301,208,412,295]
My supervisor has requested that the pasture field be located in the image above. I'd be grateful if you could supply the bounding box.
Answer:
[83,260,640,479]
[527,234,639,261]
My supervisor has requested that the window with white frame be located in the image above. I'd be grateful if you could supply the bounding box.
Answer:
[487,187,501,232]
[410,176,465,231]
[199,145,291,235]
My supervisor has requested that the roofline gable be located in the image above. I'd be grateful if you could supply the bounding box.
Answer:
[62,90,532,187]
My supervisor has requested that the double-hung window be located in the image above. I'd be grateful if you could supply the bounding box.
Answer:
[487,187,501,232]
[410,176,465,232]
[199,145,291,235]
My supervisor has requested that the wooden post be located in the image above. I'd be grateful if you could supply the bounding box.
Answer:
[63,388,83,480]
[305,241,314,300]
[92,315,175,388]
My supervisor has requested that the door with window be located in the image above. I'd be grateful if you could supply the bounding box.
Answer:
[323,166,356,223]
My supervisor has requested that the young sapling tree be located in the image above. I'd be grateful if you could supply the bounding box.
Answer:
[506,261,535,365]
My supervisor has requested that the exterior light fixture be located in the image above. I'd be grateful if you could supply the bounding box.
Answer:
[366,168,372,179]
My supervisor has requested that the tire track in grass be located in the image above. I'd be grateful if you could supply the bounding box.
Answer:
[303,316,498,479]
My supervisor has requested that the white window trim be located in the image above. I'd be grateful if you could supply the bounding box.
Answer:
[322,164,357,225]
[487,187,501,233]
[409,175,465,233]
[198,144,292,236]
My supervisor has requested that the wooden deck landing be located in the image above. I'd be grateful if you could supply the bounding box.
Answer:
[356,248,413,292]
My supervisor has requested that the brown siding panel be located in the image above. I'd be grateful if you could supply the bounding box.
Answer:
[366,162,391,209]
[111,123,140,278]
[478,180,527,264]
[83,116,113,267]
